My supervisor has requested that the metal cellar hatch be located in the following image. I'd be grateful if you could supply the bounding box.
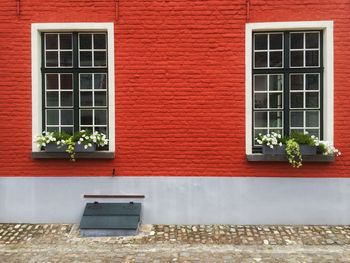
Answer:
[80,202,142,237]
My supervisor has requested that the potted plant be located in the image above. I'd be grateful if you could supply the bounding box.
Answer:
[256,132,341,168]
[35,130,108,161]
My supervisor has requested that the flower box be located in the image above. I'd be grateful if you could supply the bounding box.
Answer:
[299,145,317,155]
[45,143,67,153]
[262,145,285,155]
[75,143,96,152]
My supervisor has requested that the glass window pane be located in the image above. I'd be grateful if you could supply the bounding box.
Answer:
[254,52,267,68]
[80,34,92,49]
[291,111,303,127]
[80,110,93,125]
[61,110,73,125]
[95,126,107,135]
[60,34,72,49]
[254,75,267,91]
[291,93,303,108]
[95,110,107,125]
[47,127,59,133]
[269,93,283,109]
[80,51,92,67]
[60,74,73,90]
[306,111,319,127]
[290,74,303,90]
[45,34,58,50]
[269,51,282,67]
[290,33,303,49]
[254,129,267,142]
[269,34,282,50]
[47,110,59,125]
[60,51,72,67]
[290,51,303,67]
[254,93,267,108]
[46,51,58,67]
[80,74,93,89]
[306,74,319,90]
[80,92,93,106]
[254,112,267,127]
[61,92,73,107]
[254,34,267,50]
[305,33,319,49]
[269,75,283,91]
[94,34,106,49]
[290,128,304,134]
[305,92,319,108]
[61,127,73,135]
[94,51,106,66]
[94,74,107,89]
[94,91,107,106]
[46,91,59,106]
[46,74,58,90]
[305,51,319,66]
[269,112,283,128]
[305,129,319,137]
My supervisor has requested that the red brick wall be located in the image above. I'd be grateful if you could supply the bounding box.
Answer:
[0,0,349,176]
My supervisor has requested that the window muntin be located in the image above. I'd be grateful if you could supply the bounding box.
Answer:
[254,32,284,69]
[42,32,109,143]
[252,31,323,149]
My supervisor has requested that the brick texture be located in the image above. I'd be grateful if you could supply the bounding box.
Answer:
[0,0,349,176]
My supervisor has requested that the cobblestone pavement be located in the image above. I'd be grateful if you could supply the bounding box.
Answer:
[1,224,350,262]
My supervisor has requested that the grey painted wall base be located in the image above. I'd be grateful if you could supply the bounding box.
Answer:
[1,177,350,224]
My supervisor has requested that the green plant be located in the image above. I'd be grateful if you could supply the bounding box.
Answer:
[285,138,302,168]
[288,131,317,146]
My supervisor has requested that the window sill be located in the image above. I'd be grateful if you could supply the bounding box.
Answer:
[32,151,115,159]
[246,154,334,162]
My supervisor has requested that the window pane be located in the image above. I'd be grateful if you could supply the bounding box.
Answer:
[46,34,58,50]
[254,129,267,141]
[94,34,106,49]
[94,91,107,106]
[61,110,73,125]
[290,74,303,90]
[80,92,93,106]
[80,34,92,49]
[305,33,319,49]
[291,111,303,127]
[95,110,107,125]
[94,74,107,89]
[254,112,267,127]
[254,34,267,50]
[305,51,319,66]
[61,127,73,135]
[254,75,267,91]
[80,74,93,89]
[60,34,72,49]
[61,92,73,106]
[60,51,72,67]
[305,129,319,137]
[269,93,283,108]
[291,93,303,108]
[80,51,92,67]
[80,110,93,125]
[47,110,59,125]
[47,91,59,106]
[290,51,303,67]
[290,33,303,49]
[269,112,283,128]
[95,126,107,135]
[269,75,283,91]
[46,74,58,90]
[254,52,267,68]
[291,128,304,134]
[306,74,319,90]
[46,51,58,67]
[254,93,267,108]
[269,51,282,67]
[60,74,73,90]
[269,34,282,50]
[94,51,106,66]
[306,111,319,127]
[305,92,319,108]
[47,127,59,133]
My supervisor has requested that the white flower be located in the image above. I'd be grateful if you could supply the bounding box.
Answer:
[77,141,81,145]
[84,145,88,149]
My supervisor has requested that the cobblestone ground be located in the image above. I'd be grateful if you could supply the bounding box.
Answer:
[1,224,350,262]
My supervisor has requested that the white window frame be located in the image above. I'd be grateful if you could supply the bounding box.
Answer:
[31,22,115,152]
[245,21,334,155]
